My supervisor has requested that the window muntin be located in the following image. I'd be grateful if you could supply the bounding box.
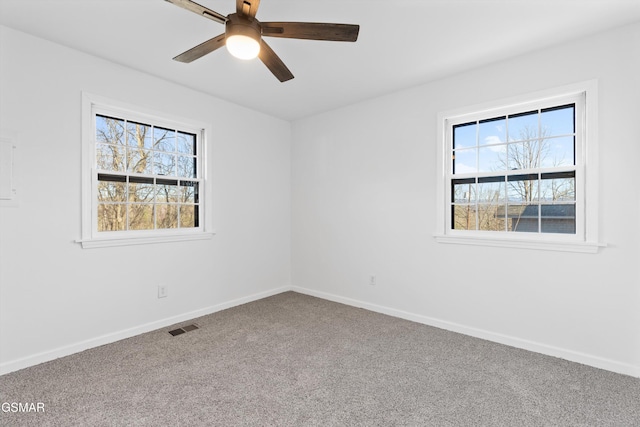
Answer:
[447,99,582,237]
[94,114,200,233]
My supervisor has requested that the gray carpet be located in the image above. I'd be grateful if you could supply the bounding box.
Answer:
[1,291,639,426]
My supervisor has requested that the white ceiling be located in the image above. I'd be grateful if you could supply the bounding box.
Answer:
[1,0,640,120]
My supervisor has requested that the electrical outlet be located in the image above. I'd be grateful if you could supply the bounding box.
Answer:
[369,275,376,286]
[158,285,168,298]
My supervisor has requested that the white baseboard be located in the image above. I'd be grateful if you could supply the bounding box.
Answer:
[292,286,640,379]
[0,286,291,376]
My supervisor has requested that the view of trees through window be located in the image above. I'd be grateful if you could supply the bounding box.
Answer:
[451,104,576,234]
[95,114,199,232]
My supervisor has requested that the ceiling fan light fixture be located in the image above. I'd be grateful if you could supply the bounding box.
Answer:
[225,14,262,60]
[226,34,260,60]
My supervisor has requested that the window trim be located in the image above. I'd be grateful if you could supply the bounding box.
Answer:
[434,80,604,253]
[79,92,214,248]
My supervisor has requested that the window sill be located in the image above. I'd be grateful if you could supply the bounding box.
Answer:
[77,232,215,249]
[433,234,605,253]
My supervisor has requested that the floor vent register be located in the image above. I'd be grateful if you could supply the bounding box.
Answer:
[168,324,199,336]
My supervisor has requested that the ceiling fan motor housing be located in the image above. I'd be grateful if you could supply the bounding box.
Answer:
[226,13,262,42]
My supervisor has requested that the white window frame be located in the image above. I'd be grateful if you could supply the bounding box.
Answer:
[435,81,604,253]
[79,92,214,248]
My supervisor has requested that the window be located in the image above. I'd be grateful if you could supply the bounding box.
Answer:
[80,93,213,248]
[436,82,602,253]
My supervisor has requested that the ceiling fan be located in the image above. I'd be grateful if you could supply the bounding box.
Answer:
[165,0,359,82]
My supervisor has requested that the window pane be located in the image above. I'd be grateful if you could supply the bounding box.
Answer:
[181,181,199,203]
[127,122,152,149]
[508,111,538,142]
[453,122,478,149]
[98,204,126,231]
[156,204,178,229]
[541,204,575,234]
[478,179,505,203]
[177,155,196,178]
[541,105,574,137]
[540,172,575,202]
[129,204,154,230]
[177,132,196,155]
[452,179,475,203]
[96,115,125,145]
[507,204,539,233]
[97,180,126,203]
[478,145,506,172]
[478,117,506,145]
[453,122,477,149]
[478,204,506,231]
[540,136,574,168]
[156,179,179,203]
[129,179,154,202]
[508,140,541,170]
[453,148,477,174]
[127,147,152,174]
[153,152,176,176]
[507,175,538,203]
[97,144,125,172]
[154,127,175,152]
[452,205,476,230]
[180,205,197,228]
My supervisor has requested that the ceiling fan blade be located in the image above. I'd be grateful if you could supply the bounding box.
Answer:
[261,22,359,42]
[164,0,227,25]
[258,40,294,82]
[173,33,226,63]
[236,0,260,19]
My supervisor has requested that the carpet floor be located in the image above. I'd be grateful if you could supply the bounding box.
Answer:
[1,291,639,426]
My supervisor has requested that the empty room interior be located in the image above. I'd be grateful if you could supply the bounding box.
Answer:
[1,0,639,425]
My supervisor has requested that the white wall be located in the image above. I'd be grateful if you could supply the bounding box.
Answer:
[2,21,639,378]
[292,22,640,377]
[0,26,291,373]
